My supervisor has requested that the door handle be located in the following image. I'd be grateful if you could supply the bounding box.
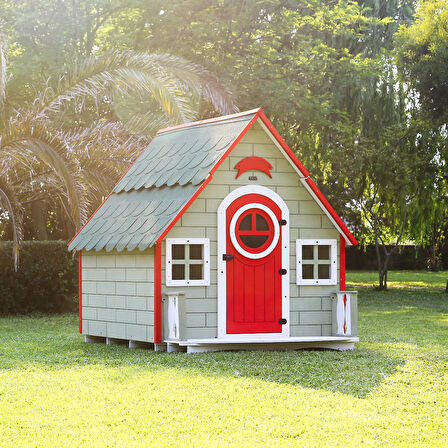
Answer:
[222,254,234,261]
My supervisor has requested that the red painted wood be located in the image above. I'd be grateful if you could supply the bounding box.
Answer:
[340,235,346,291]
[226,193,282,334]
[78,252,82,334]
[154,242,162,344]
[234,156,273,178]
[305,177,358,246]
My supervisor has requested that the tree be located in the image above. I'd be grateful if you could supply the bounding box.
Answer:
[127,0,430,286]
[0,21,236,267]
[395,1,448,270]
[4,0,444,281]
[396,0,448,125]
[351,117,441,288]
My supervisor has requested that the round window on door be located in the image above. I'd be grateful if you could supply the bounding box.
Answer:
[229,203,280,259]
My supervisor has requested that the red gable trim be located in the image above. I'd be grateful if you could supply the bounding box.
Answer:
[256,109,357,246]
[156,108,261,135]
[156,107,358,247]
[257,109,310,177]
[305,177,358,246]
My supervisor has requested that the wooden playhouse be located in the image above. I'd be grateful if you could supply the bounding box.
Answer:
[68,108,358,353]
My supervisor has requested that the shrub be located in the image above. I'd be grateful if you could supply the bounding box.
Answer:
[0,241,78,315]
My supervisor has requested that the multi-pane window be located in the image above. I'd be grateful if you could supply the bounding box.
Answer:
[296,239,337,285]
[166,238,210,286]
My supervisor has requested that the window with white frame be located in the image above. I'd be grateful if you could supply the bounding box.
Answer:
[296,239,337,285]
[166,238,210,286]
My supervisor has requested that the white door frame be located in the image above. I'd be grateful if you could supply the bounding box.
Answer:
[217,185,290,340]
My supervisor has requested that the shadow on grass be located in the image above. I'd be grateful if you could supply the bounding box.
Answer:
[5,287,446,398]
[0,314,405,398]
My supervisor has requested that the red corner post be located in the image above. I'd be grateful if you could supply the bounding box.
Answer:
[340,235,346,291]
[78,252,82,333]
[154,241,162,344]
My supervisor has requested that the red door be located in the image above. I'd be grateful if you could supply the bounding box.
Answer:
[226,193,283,334]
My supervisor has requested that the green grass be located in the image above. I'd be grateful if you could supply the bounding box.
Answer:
[347,269,448,288]
[1,278,448,446]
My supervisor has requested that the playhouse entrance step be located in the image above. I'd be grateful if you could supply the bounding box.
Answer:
[165,336,359,354]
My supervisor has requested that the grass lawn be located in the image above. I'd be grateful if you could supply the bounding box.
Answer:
[347,269,448,288]
[1,274,447,446]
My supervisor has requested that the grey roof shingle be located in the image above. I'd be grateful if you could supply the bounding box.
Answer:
[113,115,253,192]
[69,185,197,252]
[68,113,256,252]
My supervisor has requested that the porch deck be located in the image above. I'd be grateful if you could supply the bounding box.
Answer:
[164,336,359,353]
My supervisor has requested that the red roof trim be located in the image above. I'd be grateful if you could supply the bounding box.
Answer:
[71,107,357,251]
[156,108,260,135]
[257,109,310,177]
[257,109,356,245]
[157,107,357,246]
[305,178,358,245]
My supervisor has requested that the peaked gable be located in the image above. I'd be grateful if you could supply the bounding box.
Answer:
[69,108,357,252]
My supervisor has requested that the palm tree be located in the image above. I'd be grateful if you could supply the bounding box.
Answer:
[0,25,237,268]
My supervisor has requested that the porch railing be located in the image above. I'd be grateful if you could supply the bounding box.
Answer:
[163,291,185,341]
[331,291,358,337]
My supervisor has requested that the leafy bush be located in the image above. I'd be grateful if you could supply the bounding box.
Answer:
[0,241,78,315]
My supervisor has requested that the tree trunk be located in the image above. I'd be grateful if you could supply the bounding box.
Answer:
[31,201,48,240]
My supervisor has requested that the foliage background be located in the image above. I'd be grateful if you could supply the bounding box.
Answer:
[0,241,77,314]
[1,0,448,285]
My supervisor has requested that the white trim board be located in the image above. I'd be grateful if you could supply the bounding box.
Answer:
[296,239,337,285]
[179,336,359,345]
[229,202,280,260]
[166,238,210,286]
[217,185,290,339]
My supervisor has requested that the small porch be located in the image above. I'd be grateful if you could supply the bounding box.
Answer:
[163,290,358,354]
[163,336,358,353]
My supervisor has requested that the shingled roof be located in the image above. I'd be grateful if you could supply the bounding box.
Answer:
[68,111,257,252]
[69,108,358,253]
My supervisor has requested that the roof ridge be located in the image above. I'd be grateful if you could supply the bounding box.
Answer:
[156,108,261,135]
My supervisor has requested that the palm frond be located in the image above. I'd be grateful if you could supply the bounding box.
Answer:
[0,20,7,105]
[61,120,148,213]
[143,53,238,115]
[1,117,87,228]
[0,176,23,270]
[30,50,237,125]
